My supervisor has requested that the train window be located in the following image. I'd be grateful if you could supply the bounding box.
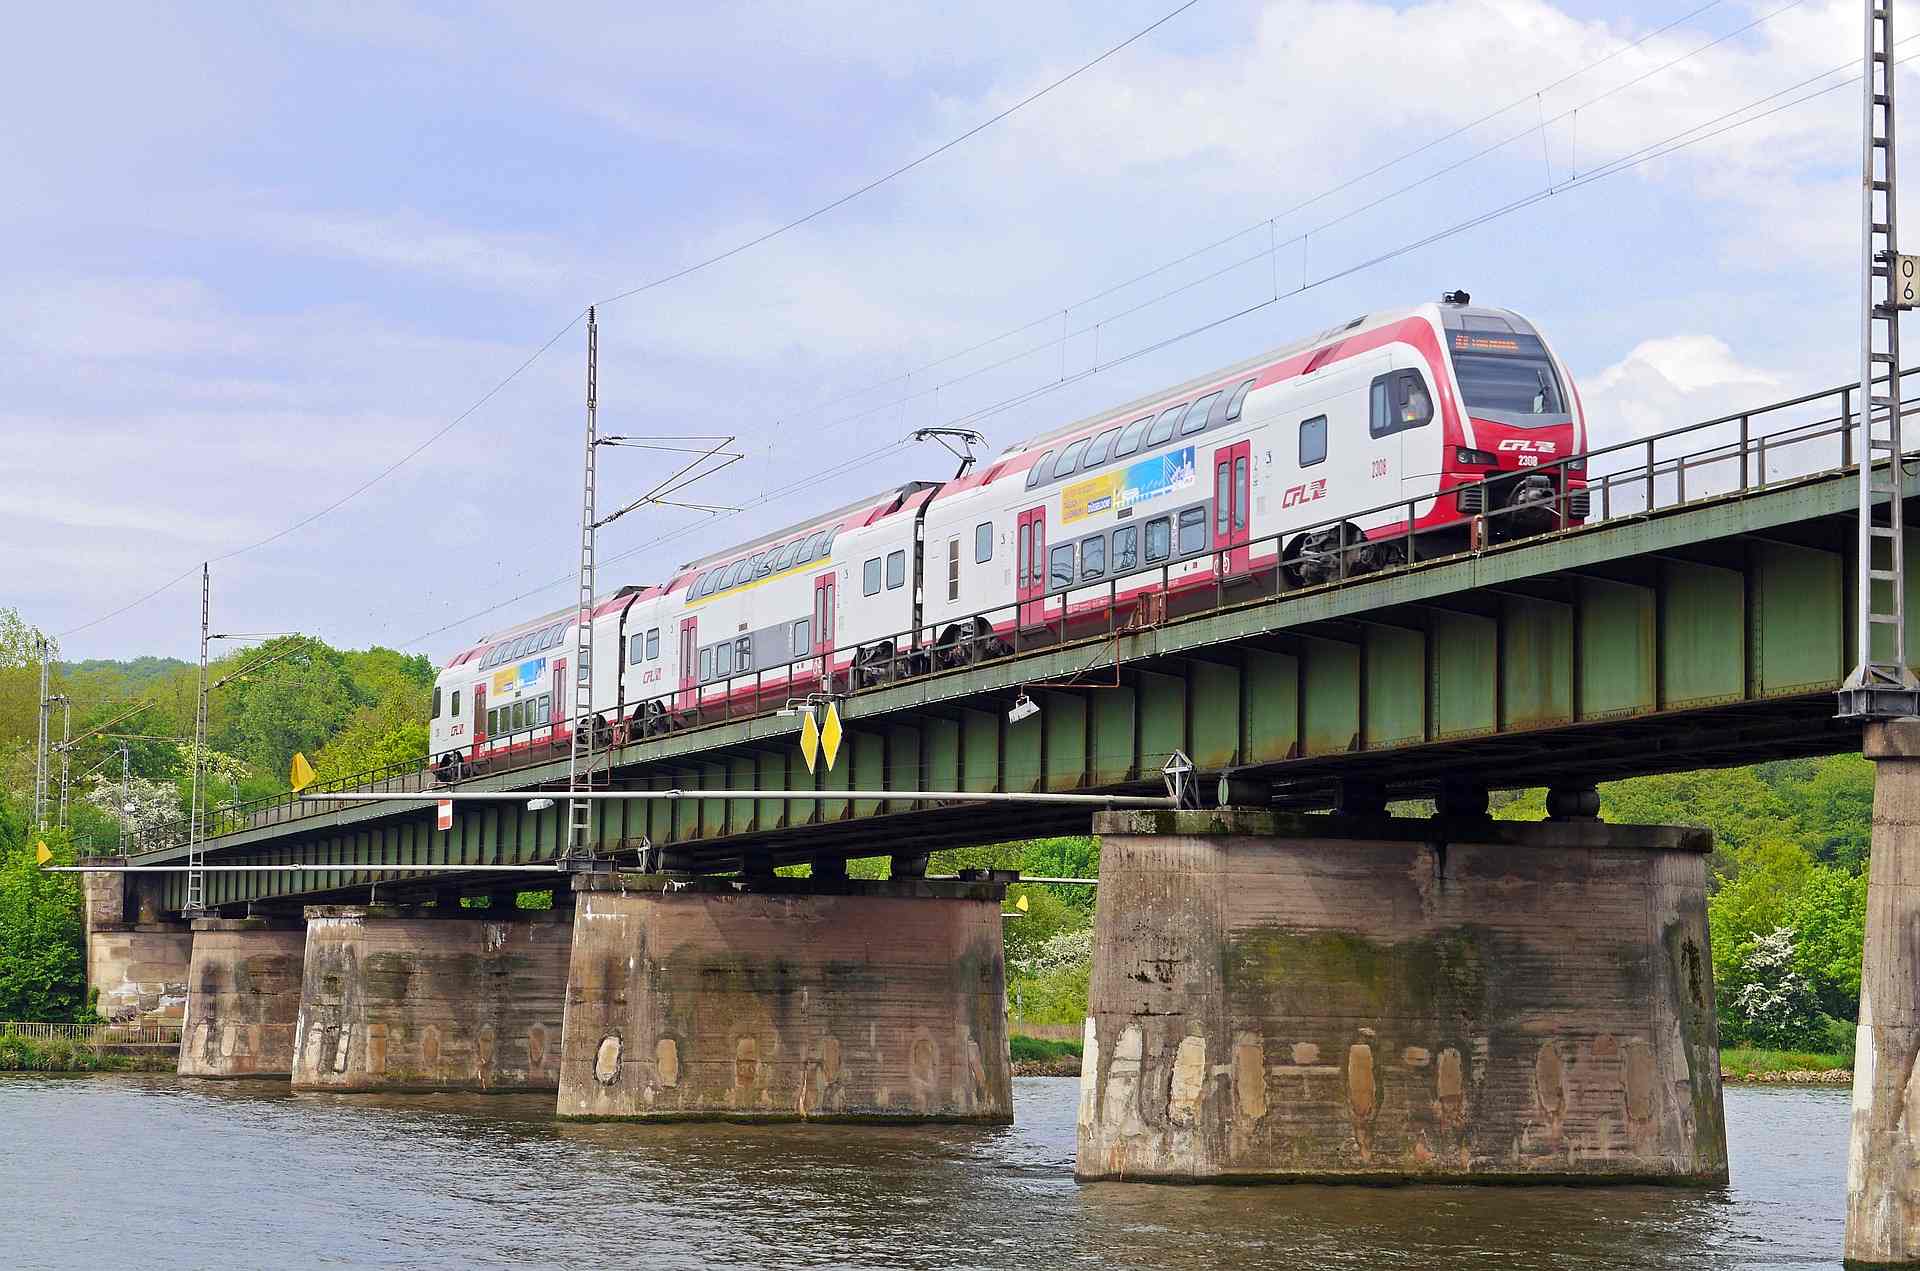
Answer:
[1025,451,1055,490]
[1051,437,1090,481]
[692,571,713,600]
[792,617,810,654]
[1084,426,1122,468]
[646,628,659,660]
[1216,459,1231,535]
[948,537,960,602]
[753,550,775,579]
[975,521,992,563]
[432,686,442,718]
[1017,522,1031,585]
[1049,543,1076,590]
[1145,517,1172,563]
[451,690,460,718]
[821,527,839,558]
[1114,525,1139,572]
[486,707,497,735]
[885,550,906,589]
[1182,392,1221,436]
[1300,416,1328,466]
[715,642,733,677]
[1114,415,1153,459]
[1225,378,1256,421]
[770,541,795,572]
[802,529,829,562]
[863,557,883,596]
[699,647,714,681]
[549,623,566,648]
[1082,534,1106,580]
[1235,456,1248,530]
[1369,371,1434,438]
[629,634,644,665]
[1178,507,1208,555]
[1147,404,1185,448]
[736,637,752,670]
[536,696,551,727]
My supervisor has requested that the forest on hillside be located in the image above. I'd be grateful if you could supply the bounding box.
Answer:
[0,605,1875,1053]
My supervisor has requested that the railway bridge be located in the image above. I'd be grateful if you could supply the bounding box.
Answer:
[69,373,1920,1235]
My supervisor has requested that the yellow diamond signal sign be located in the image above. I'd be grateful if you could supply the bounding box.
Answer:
[35,840,53,867]
[820,701,844,771]
[798,707,821,773]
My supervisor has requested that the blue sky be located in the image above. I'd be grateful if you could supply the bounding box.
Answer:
[1,0,1890,660]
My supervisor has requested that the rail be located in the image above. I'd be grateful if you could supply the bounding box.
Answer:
[129,367,1914,855]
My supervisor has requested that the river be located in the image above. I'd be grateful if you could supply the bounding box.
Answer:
[0,1076,1843,1269]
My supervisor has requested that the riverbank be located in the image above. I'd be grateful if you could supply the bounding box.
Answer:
[1720,1045,1851,1084]
[0,1034,173,1074]
[1010,1034,1081,1076]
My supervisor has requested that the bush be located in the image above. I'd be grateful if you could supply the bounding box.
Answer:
[1731,927,1828,1050]
[1010,1035,1082,1063]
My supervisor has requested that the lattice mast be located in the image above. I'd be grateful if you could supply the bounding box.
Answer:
[186,563,210,911]
[566,308,599,861]
[1842,0,1920,717]
[32,636,49,829]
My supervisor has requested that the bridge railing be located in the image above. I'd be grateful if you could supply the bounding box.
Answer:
[143,368,1909,853]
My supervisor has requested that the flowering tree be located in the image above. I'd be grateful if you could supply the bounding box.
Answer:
[1732,926,1827,1050]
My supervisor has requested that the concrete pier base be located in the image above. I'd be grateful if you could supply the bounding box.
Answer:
[290,905,572,1092]
[81,863,191,1025]
[1078,810,1726,1184]
[179,918,307,1078]
[557,875,1012,1123]
[1846,719,1920,1266]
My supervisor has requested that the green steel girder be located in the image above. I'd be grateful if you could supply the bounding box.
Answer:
[143,465,1891,912]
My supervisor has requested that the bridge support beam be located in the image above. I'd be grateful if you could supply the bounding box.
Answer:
[1847,719,1920,1265]
[556,874,1011,1122]
[290,905,572,1092]
[179,917,306,1078]
[1077,809,1726,1184]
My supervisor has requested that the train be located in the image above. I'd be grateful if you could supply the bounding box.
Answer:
[427,293,1589,777]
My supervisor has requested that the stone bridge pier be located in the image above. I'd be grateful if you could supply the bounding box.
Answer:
[290,905,573,1092]
[557,874,1012,1122]
[1077,809,1726,1185]
[80,862,191,1027]
[179,916,307,1078]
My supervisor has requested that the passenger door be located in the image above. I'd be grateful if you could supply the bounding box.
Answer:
[1016,506,1047,627]
[813,572,836,684]
[1212,440,1252,575]
[470,683,487,757]
[677,618,698,711]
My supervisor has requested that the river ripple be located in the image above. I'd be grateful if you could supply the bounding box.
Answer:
[0,1076,1843,1269]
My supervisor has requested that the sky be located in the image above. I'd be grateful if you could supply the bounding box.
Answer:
[1,0,1898,662]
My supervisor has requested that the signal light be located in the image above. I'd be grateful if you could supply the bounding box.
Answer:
[1455,447,1497,466]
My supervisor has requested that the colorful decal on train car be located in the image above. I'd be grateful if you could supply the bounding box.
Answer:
[1061,446,1196,524]
[491,669,515,695]
[517,658,546,688]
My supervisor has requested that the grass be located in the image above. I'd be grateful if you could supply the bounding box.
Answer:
[1010,1035,1082,1064]
[1721,1046,1851,1077]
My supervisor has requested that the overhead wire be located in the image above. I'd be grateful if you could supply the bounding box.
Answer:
[392,34,1889,651]
[55,2,1204,645]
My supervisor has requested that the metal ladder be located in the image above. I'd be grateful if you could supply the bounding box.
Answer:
[1842,0,1920,717]
[566,307,599,861]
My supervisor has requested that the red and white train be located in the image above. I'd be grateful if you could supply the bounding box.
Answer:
[428,293,1588,775]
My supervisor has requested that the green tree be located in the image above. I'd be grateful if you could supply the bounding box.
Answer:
[214,637,354,785]
[0,796,90,1021]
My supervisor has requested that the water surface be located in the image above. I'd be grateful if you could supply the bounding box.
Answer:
[0,1076,1844,1268]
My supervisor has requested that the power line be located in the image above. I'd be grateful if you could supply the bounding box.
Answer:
[591,0,1206,308]
[395,38,1880,654]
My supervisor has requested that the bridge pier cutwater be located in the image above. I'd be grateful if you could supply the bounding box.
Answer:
[556,873,1013,1122]
[1077,809,1727,1184]
[289,904,573,1092]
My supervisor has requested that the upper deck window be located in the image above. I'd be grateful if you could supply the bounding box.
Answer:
[1025,452,1055,490]
[1084,426,1122,468]
[1224,378,1256,421]
[1050,438,1090,482]
[1181,392,1221,436]
[1146,404,1185,449]
[1113,416,1153,459]
[773,540,800,571]
[802,529,829,562]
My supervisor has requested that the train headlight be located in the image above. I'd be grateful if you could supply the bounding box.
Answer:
[1454,447,1497,466]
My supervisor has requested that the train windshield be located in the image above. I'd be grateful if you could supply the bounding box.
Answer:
[1449,332,1569,427]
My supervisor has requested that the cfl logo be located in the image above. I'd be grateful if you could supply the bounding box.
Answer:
[1282,478,1328,508]
[1497,438,1557,454]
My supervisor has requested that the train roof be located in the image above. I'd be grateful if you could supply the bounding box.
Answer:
[673,480,941,574]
